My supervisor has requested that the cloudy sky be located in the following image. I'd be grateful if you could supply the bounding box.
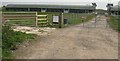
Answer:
[0,0,120,10]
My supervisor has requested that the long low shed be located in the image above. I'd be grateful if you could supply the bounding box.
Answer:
[107,4,120,15]
[110,5,120,15]
[3,4,95,13]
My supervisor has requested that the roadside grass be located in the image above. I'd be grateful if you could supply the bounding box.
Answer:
[108,16,119,32]
[2,25,36,59]
[0,7,2,12]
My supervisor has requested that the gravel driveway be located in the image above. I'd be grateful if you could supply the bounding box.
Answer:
[12,15,118,59]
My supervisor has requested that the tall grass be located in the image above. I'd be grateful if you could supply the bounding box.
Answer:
[2,25,36,59]
[108,16,119,32]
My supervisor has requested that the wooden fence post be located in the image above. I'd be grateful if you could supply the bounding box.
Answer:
[59,13,63,28]
[35,12,38,27]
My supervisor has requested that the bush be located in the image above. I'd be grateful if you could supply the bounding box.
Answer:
[2,25,36,59]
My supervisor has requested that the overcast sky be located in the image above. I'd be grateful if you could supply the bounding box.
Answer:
[0,0,120,10]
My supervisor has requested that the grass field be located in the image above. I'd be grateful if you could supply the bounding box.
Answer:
[108,16,119,32]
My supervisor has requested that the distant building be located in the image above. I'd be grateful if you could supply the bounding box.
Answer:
[106,3,120,15]
[3,4,96,13]
[118,1,120,6]
[110,5,120,15]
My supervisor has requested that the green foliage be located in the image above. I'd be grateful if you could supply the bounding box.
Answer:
[109,16,119,32]
[2,25,36,59]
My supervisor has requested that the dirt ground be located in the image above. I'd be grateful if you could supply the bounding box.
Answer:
[12,26,56,36]
[12,15,118,59]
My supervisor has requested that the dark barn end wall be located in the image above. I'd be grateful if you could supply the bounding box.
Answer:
[111,11,119,15]
[46,8,63,12]
[5,8,29,11]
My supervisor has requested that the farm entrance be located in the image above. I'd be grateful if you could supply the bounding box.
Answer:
[2,12,62,27]
[78,14,109,29]
[2,12,97,28]
[36,12,96,28]
[2,12,51,27]
[2,12,37,27]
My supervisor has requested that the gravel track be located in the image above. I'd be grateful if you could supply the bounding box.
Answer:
[12,15,118,59]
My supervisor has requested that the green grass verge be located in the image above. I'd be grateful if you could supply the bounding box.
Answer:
[2,25,36,59]
[108,16,119,32]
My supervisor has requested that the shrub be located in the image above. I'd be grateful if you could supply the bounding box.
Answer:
[2,25,36,59]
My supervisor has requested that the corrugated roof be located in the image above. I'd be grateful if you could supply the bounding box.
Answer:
[5,4,95,9]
